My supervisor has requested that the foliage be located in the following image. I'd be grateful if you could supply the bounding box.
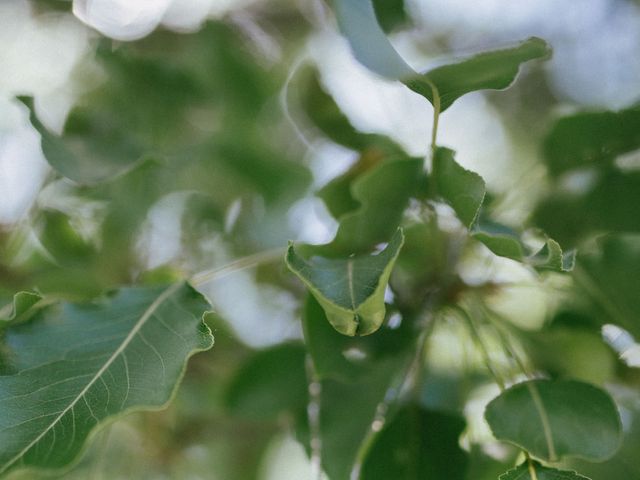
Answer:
[1,0,639,479]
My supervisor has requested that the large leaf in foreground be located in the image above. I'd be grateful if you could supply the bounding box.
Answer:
[286,229,404,336]
[500,461,590,480]
[485,379,621,462]
[0,282,213,475]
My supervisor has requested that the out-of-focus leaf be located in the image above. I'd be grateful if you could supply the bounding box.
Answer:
[302,295,415,381]
[544,107,640,177]
[360,405,468,479]
[472,221,525,260]
[534,171,640,246]
[19,96,142,184]
[485,379,621,462]
[372,0,407,32]
[578,234,640,338]
[301,69,404,155]
[0,282,213,475]
[224,343,308,420]
[500,461,590,479]
[286,229,404,336]
[36,210,96,266]
[331,0,414,80]
[0,292,42,324]
[406,37,551,112]
[529,238,575,272]
[325,158,423,254]
[310,358,407,480]
[433,147,485,228]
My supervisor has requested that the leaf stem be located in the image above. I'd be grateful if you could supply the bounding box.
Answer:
[455,305,506,391]
[424,78,441,196]
[190,247,285,287]
[526,453,539,480]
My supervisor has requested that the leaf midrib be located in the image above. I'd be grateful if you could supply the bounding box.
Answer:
[0,282,181,474]
[526,382,557,461]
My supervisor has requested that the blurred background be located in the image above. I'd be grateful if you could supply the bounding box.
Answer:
[1,0,640,478]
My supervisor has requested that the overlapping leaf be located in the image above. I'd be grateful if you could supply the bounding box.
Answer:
[485,379,621,462]
[500,461,590,480]
[0,282,213,475]
[286,229,404,336]
[543,107,640,177]
[332,0,549,111]
[0,292,42,325]
[360,405,468,479]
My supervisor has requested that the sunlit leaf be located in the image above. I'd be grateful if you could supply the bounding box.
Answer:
[286,230,404,336]
[485,379,622,462]
[0,282,213,475]
[500,461,590,480]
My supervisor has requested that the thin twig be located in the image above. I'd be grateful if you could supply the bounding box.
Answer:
[190,247,285,287]
[305,355,324,480]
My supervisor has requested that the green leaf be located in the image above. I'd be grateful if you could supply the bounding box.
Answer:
[0,282,213,475]
[0,292,42,324]
[301,68,404,155]
[406,37,551,112]
[529,238,576,272]
[433,147,485,228]
[332,1,549,111]
[18,96,143,184]
[472,222,525,261]
[472,219,575,272]
[360,405,468,479]
[224,343,308,420]
[286,229,404,336]
[323,157,424,255]
[578,234,640,338]
[302,295,415,381]
[500,461,590,480]
[534,171,640,246]
[485,379,622,462]
[543,106,640,177]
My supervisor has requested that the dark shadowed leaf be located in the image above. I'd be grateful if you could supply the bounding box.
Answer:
[224,343,308,420]
[360,405,468,480]
[543,107,640,177]
[485,379,621,462]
